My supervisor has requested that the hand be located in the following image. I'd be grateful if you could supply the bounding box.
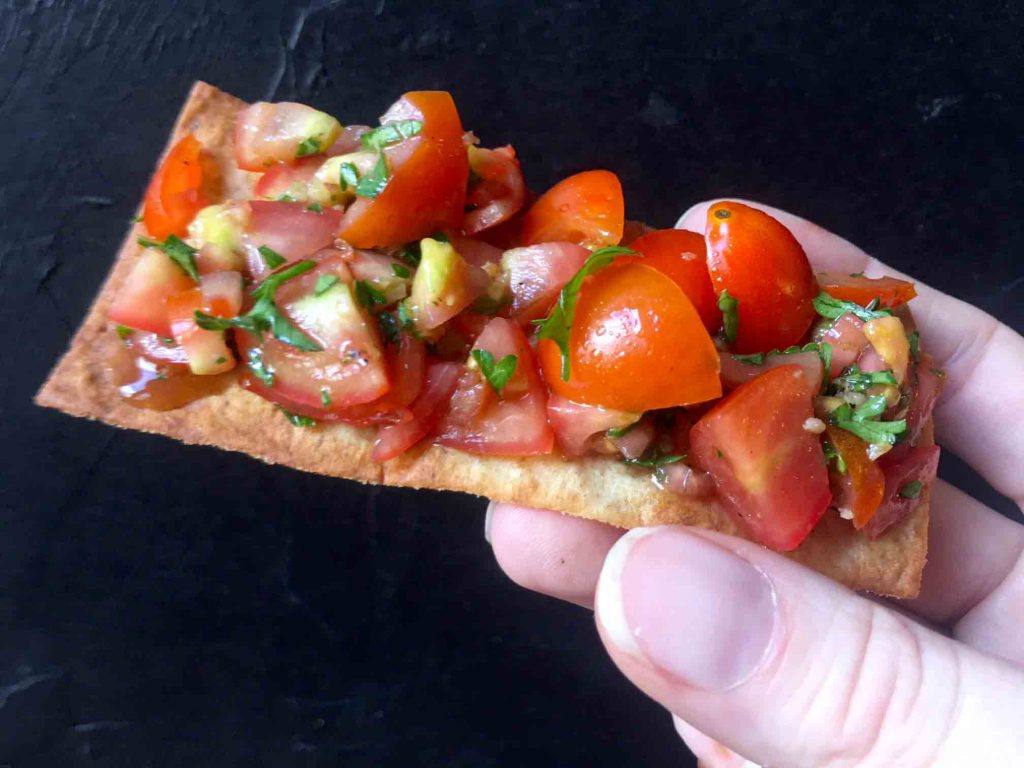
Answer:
[485,200,1024,767]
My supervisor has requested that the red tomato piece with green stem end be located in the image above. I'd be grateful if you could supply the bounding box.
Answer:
[619,229,720,332]
[143,134,209,240]
[338,91,468,248]
[520,170,624,250]
[817,272,917,308]
[538,263,721,412]
[705,201,818,354]
[690,364,832,551]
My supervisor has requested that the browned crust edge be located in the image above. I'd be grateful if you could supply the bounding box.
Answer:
[35,81,929,598]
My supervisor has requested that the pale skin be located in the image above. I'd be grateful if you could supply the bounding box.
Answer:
[485,200,1024,767]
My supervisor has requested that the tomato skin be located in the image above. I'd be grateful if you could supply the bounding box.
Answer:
[520,170,624,250]
[705,201,818,354]
[500,242,590,324]
[719,350,823,392]
[338,92,468,248]
[546,394,639,457]
[817,272,917,308]
[372,361,463,463]
[243,201,343,280]
[463,145,526,235]
[143,134,208,240]
[690,365,832,551]
[865,445,940,538]
[436,317,554,456]
[109,247,196,336]
[825,426,885,528]
[165,281,238,376]
[538,263,721,412]
[621,229,720,332]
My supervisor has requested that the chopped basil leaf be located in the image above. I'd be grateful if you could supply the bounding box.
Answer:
[314,274,339,296]
[195,260,322,351]
[320,388,332,408]
[132,214,143,223]
[339,162,360,191]
[296,137,321,158]
[715,448,724,458]
[215,356,226,364]
[533,246,639,381]
[397,242,422,267]
[376,311,401,345]
[829,401,907,446]
[818,342,833,390]
[849,272,864,278]
[899,480,923,499]
[471,349,518,397]
[733,351,766,365]
[813,292,892,322]
[360,120,424,152]
[823,441,848,474]
[354,153,389,199]
[354,280,388,308]
[280,407,316,427]
[391,262,411,278]
[115,324,134,340]
[307,202,323,213]
[138,234,200,282]
[624,449,686,469]
[467,166,483,189]
[278,193,296,202]
[247,347,274,386]
[908,330,921,362]
[397,300,416,333]
[833,365,898,392]
[258,244,286,270]
[606,422,637,439]
[717,289,739,344]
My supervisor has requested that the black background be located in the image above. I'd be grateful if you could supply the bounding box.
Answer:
[2,1,1021,766]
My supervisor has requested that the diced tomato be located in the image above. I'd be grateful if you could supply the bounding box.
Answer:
[243,201,343,279]
[659,462,716,498]
[436,317,554,455]
[620,219,655,246]
[865,445,940,538]
[705,201,819,354]
[816,312,868,377]
[863,315,910,384]
[463,145,526,235]
[238,256,390,410]
[327,125,371,156]
[546,394,639,457]
[196,243,245,275]
[372,361,463,462]
[500,242,590,324]
[234,101,342,171]
[254,156,335,205]
[621,229,720,332]
[538,263,721,412]
[690,365,832,551]
[338,92,469,248]
[824,426,885,528]
[520,170,624,250]
[719,350,823,392]
[340,247,412,304]
[446,233,503,268]
[476,210,527,250]
[407,238,489,332]
[610,418,655,461]
[109,248,196,336]
[143,134,209,240]
[166,275,241,375]
[817,272,917,308]
[886,355,945,463]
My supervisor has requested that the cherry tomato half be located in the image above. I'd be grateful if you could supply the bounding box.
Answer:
[817,272,917,308]
[538,263,721,411]
[705,201,818,354]
[143,134,209,240]
[520,170,624,250]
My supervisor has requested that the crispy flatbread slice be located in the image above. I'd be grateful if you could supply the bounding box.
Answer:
[35,82,929,597]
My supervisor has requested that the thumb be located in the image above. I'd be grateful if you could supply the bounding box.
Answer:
[595,526,1024,768]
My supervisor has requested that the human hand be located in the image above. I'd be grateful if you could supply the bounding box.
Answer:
[485,201,1024,767]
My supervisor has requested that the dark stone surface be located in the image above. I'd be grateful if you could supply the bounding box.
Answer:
[1,0,1020,765]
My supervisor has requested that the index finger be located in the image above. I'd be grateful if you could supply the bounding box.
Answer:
[678,200,1024,506]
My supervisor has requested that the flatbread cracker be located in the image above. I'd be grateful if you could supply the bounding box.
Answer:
[35,81,929,598]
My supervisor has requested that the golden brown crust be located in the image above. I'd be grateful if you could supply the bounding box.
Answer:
[35,81,929,598]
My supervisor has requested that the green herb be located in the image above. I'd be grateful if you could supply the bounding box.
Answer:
[391,262,411,278]
[258,245,286,270]
[431,230,450,243]
[132,214,143,223]
[376,311,401,345]
[397,242,422,267]
[278,193,296,202]
[718,289,739,344]
[818,342,833,390]
[823,441,848,474]
[314,274,339,296]
[624,448,686,470]
[908,330,920,362]
[281,407,316,427]
[606,422,637,439]
[354,280,388,308]
[849,272,864,278]
[467,166,482,189]
[360,120,424,152]
[247,347,274,386]
[115,325,134,340]
[899,481,923,499]
[533,246,639,381]
[833,366,898,393]
[307,202,323,213]
[354,153,389,199]
[138,234,200,282]
[195,261,322,351]
[715,448,724,458]
[215,356,226,365]
[813,292,892,322]
[397,300,416,333]
[471,349,518,397]
[161,336,176,346]
[320,388,332,408]
[339,162,360,191]
[733,351,766,365]
[296,137,321,158]
[829,401,907,446]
